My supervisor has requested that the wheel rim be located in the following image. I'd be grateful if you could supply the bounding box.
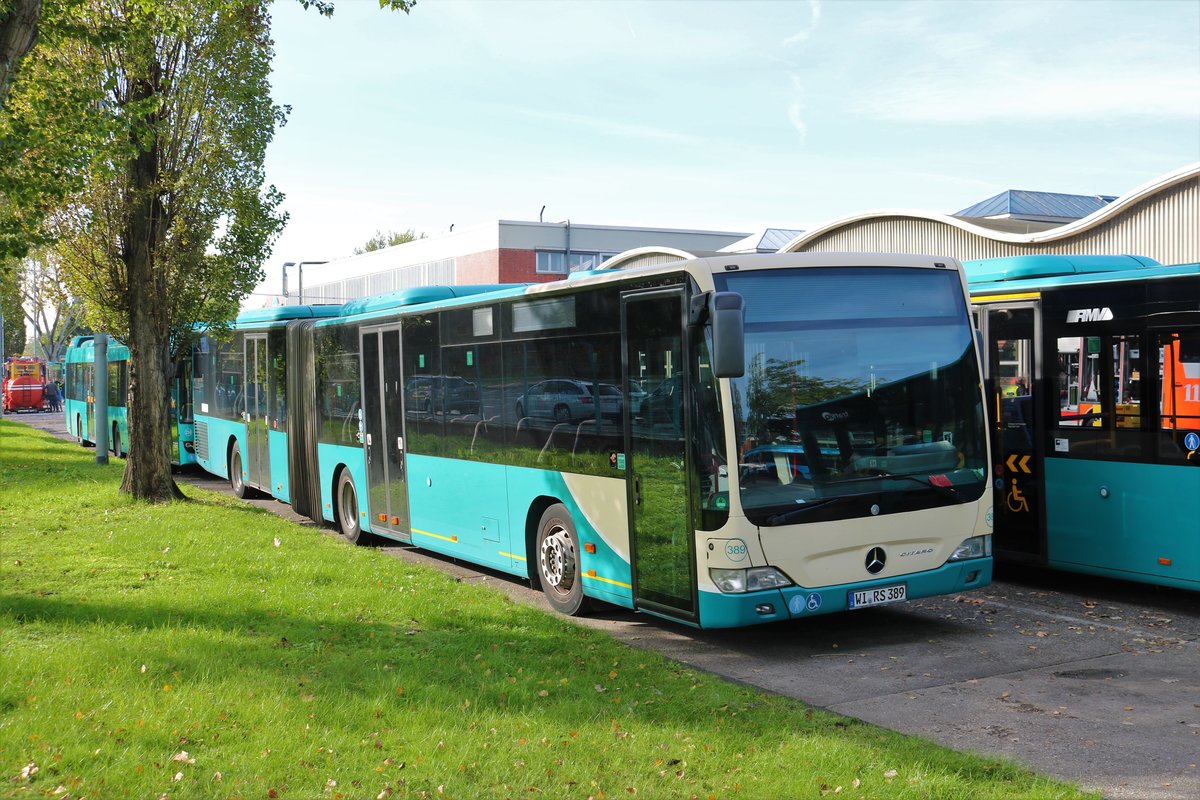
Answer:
[554,405,570,423]
[339,480,357,531]
[231,452,243,493]
[539,524,576,595]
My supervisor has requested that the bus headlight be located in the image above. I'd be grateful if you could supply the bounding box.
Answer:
[948,534,992,561]
[710,566,793,594]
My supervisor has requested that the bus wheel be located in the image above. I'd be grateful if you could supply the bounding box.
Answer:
[536,504,588,616]
[229,447,249,500]
[336,469,365,545]
[111,423,122,458]
[76,415,92,447]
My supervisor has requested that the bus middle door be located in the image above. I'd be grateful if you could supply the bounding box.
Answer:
[361,325,411,542]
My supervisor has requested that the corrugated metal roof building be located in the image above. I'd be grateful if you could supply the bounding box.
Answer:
[778,163,1199,265]
[954,190,1117,224]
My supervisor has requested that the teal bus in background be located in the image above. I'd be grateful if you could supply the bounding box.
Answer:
[61,335,197,466]
[193,253,994,628]
[965,254,1199,591]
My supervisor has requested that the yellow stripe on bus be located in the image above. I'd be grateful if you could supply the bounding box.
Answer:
[412,528,458,544]
[498,551,527,562]
[582,571,632,589]
[972,291,1041,303]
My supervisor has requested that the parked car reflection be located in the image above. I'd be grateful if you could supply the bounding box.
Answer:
[515,379,621,423]
[405,375,480,415]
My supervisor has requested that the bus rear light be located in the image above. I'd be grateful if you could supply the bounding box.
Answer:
[584,542,596,553]
[1158,558,1172,566]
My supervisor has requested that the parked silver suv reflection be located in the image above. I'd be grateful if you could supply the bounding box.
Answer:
[515,379,621,423]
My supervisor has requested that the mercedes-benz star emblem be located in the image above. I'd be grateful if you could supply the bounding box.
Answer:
[865,547,886,575]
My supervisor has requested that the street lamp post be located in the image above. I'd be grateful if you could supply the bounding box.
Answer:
[281,260,328,305]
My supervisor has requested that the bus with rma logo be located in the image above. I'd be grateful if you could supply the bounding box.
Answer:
[966,254,1199,591]
[191,252,993,628]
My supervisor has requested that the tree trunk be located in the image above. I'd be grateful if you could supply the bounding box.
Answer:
[119,61,183,502]
[0,0,41,105]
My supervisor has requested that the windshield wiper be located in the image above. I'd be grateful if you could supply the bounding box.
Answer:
[764,498,840,526]
[826,471,962,501]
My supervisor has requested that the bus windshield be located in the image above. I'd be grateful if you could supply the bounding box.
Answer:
[716,267,988,525]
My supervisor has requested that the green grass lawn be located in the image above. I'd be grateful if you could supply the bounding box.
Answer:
[0,420,1092,799]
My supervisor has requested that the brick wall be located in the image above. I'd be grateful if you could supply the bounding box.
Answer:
[498,249,563,284]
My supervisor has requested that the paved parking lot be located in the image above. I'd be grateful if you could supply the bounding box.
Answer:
[10,409,1199,799]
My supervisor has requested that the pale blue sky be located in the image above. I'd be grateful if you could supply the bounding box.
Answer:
[254,0,1200,303]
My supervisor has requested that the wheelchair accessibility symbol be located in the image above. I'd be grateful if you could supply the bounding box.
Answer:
[789,593,823,614]
[1006,479,1029,513]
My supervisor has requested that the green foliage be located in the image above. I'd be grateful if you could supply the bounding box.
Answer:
[353,228,426,255]
[0,268,26,356]
[0,420,1095,800]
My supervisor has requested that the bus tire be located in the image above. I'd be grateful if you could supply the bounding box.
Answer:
[336,469,365,545]
[229,446,249,500]
[536,503,589,616]
[77,415,93,448]
[111,422,122,458]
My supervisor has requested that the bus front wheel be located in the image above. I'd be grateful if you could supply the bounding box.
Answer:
[536,504,589,616]
[336,469,365,545]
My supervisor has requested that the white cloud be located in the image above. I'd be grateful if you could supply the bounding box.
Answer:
[783,0,822,45]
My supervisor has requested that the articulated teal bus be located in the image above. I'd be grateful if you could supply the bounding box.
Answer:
[193,253,993,627]
[966,254,1199,591]
[62,336,197,465]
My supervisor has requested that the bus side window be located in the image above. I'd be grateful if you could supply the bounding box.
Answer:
[1159,330,1200,463]
[1112,333,1140,430]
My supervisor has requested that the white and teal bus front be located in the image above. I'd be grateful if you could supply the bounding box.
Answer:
[689,256,993,627]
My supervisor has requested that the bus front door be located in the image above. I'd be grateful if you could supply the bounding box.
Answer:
[245,334,269,490]
[623,289,697,623]
[983,305,1043,558]
[361,325,411,542]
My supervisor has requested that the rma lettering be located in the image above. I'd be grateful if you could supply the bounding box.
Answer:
[1066,307,1114,323]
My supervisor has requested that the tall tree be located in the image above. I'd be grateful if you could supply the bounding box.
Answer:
[1,0,414,500]
[353,228,426,255]
[22,0,288,500]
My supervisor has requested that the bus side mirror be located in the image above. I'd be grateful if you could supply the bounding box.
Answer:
[709,291,745,378]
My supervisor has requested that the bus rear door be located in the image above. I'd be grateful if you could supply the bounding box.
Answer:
[245,334,269,490]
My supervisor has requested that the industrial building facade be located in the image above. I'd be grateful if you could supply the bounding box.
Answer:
[292,220,749,304]
[289,164,1198,304]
